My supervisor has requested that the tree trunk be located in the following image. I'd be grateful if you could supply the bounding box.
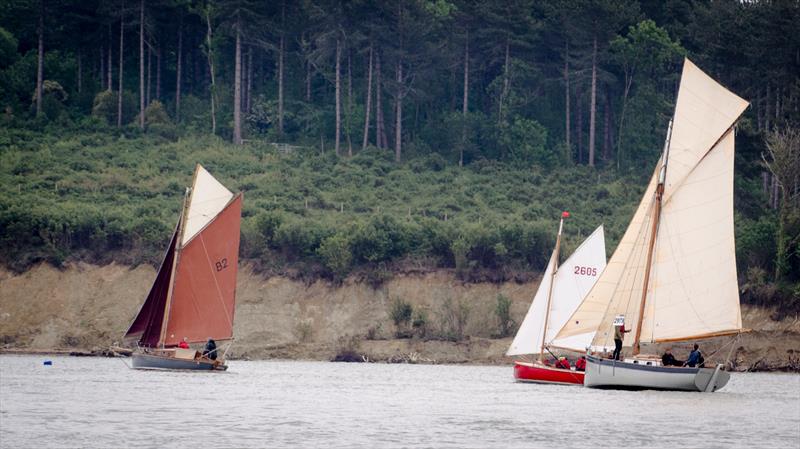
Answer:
[278,34,285,135]
[347,49,353,156]
[36,0,44,117]
[616,70,633,169]
[246,47,252,112]
[176,13,183,122]
[99,44,104,88]
[117,0,124,128]
[241,47,247,114]
[376,51,387,149]
[305,59,311,102]
[460,30,469,167]
[361,43,373,151]
[77,47,82,94]
[334,38,341,156]
[577,84,583,164]
[138,0,144,129]
[155,44,161,100]
[107,25,113,91]
[564,41,571,163]
[588,36,597,167]
[499,36,510,124]
[146,43,151,106]
[394,60,402,162]
[603,89,610,162]
[204,9,216,134]
[233,16,242,145]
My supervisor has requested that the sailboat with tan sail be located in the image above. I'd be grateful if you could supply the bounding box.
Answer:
[507,212,606,385]
[553,58,749,392]
[123,164,242,371]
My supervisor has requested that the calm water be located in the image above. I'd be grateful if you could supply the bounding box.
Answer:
[1,355,798,448]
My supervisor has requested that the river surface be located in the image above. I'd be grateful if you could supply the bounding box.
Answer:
[1,355,798,448]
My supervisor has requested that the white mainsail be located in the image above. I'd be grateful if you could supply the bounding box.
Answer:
[507,225,606,356]
[555,59,748,350]
[181,164,234,246]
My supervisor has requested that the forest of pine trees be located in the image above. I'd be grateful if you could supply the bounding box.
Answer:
[0,1,798,309]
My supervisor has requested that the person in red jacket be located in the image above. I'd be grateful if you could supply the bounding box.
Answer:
[555,357,571,370]
[178,337,189,349]
[575,356,587,371]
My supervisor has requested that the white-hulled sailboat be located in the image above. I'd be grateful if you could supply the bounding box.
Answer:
[123,164,242,371]
[554,59,749,392]
[507,212,606,385]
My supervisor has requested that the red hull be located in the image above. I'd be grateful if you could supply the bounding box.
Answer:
[513,361,585,385]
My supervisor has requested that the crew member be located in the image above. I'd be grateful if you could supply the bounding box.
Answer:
[685,344,703,367]
[555,357,570,370]
[661,348,681,367]
[613,322,630,361]
[178,337,190,349]
[575,356,587,371]
[203,338,217,360]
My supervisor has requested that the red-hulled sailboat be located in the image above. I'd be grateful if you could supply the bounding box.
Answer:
[507,212,606,385]
[123,164,242,371]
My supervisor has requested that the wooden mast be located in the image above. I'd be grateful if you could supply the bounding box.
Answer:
[539,212,567,362]
[158,166,198,347]
[632,119,672,355]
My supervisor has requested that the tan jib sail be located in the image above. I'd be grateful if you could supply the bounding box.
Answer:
[124,164,242,347]
[555,59,748,350]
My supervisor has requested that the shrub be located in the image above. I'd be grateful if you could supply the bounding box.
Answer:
[318,233,352,279]
[412,309,428,338]
[390,297,413,338]
[435,297,470,341]
[144,100,171,126]
[495,294,514,337]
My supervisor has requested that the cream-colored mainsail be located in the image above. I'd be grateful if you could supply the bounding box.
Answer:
[182,164,234,246]
[506,225,606,356]
[555,58,748,350]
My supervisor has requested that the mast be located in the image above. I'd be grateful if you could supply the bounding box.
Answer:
[539,212,567,362]
[632,119,672,355]
[158,169,197,347]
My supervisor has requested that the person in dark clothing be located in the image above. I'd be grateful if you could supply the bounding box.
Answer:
[613,323,631,360]
[203,338,217,360]
[661,349,682,367]
[685,344,702,367]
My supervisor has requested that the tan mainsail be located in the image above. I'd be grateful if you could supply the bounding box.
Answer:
[555,59,748,350]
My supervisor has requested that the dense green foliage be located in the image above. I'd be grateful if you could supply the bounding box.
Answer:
[0,1,798,309]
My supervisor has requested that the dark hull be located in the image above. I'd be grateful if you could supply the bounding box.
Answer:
[131,352,227,371]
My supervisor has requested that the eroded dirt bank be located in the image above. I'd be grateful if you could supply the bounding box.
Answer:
[1,263,798,371]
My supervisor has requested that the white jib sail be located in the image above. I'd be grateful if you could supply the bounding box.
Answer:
[182,164,234,246]
[506,225,606,356]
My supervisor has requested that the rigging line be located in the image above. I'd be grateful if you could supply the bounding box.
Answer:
[199,233,233,329]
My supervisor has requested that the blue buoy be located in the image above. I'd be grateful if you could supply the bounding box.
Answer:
[43,360,52,366]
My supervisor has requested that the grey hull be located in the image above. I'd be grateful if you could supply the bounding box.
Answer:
[584,355,729,392]
[131,352,227,371]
